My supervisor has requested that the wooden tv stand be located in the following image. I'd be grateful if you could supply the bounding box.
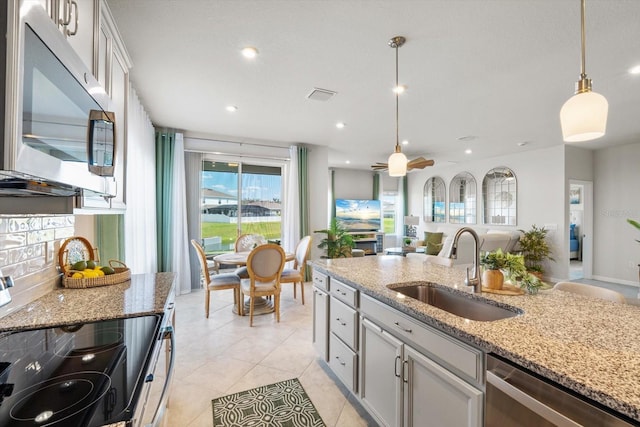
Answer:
[347,231,384,255]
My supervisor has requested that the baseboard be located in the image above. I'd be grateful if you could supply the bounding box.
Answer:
[591,275,640,288]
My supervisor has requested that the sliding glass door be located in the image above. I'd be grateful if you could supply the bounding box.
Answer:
[200,159,283,254]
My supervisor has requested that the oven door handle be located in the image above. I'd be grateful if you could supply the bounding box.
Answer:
[146,325,175,427]
[487,371,582,427]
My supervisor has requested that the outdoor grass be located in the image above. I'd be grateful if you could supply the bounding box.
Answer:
[202,222,281,246]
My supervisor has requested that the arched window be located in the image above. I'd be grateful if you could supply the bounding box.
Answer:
[423,176,446,223]
[482,167,517,225]
[449,172,476,224]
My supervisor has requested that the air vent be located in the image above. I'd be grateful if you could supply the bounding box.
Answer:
[306,88,337,101]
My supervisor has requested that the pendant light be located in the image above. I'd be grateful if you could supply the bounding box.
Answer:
[560,0,608,142]
[387,36,408,177]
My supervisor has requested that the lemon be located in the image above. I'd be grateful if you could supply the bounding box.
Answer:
[71,272,84,279]
[86,260,96,269]
[83,269,98,278]
[95,270,105,277]
[71,260,87,271]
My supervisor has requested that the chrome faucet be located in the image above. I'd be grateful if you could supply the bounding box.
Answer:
[446,227,482,293]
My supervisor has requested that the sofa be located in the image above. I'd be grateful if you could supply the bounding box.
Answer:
[415,228,521,268]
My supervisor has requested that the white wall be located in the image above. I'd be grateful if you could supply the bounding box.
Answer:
[407,145,567,281]
[593,142,640,285]
[333,168,376,200]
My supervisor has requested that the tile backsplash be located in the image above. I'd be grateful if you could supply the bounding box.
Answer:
[0,215,75,318]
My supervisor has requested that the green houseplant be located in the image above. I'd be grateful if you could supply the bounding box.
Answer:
[316,218,355,259]
[518,225,554,277]
[480,249,543,294]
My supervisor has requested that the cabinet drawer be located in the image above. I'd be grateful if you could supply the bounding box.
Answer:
[329,333,357,392]
[330,298,358,350]
[312,270,329,292]
[360,294,483,384]
[330,279,358,308]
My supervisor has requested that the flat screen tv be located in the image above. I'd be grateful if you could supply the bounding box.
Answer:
[335,199,381,232]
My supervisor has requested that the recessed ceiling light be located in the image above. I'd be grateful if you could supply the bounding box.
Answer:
[629,65,640,75]
[226,105,238,112]
[336,122,346,129]
[518,141,528,147]
[401,140,409,145]
[465,149,472,154]
[345,160,351,164]
[393,85,406,94]
[241,47,258,59]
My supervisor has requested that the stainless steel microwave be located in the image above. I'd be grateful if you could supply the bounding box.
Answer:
[1,2,116,198]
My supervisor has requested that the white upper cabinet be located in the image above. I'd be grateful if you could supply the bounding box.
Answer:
[36,0,98,73]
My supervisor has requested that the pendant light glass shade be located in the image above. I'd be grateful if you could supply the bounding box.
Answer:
[560,90,608,142]
[388,150,407,177]
[560,0,607,142]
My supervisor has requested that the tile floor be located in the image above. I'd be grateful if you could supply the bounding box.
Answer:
[165,282,374,426]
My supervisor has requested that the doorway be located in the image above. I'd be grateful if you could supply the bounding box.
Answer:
[569,180,593,280]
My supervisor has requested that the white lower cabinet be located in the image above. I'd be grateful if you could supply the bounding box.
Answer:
[312,271,329,361]
[359,294,483,427]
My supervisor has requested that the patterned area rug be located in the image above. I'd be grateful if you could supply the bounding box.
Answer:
[212,378,326,427]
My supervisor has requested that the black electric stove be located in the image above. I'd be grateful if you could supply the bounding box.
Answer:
[0,315,161,426]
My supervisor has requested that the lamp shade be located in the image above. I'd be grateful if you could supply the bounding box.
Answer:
[404,215,419,226]
[560,91,608,142]
[388,151,407,177]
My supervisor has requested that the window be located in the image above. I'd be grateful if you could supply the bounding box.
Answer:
[200,160,283,253]
[382,191,399,234]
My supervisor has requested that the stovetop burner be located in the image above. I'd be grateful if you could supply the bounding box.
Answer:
[9,371,111,426]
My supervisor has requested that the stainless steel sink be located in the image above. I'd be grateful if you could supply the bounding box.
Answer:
[389,284,520,321]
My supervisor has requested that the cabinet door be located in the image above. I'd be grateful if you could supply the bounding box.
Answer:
[63,0,96,72]
[360,318,403,427]
[108,48,128,209]
[312,287,329,361]
[404,346,482,427]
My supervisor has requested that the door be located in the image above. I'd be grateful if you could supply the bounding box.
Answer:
[360,318,403,427]
[568,180,593,280]
[200,160,283,254]
[404,345,482,427]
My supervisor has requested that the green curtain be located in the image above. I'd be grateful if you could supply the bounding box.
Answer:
[330,169,336,220]
[95,215,124,264]
[297,146,312,281]
[298,146,310,238]
[402,175,408,217]
[373,173,380,200]
[156,130,175,272]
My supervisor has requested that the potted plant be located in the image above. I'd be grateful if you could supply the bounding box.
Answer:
[518,225,554,278]
[403,237,413,247]
[316,218,355,259]
[480,249,526,290]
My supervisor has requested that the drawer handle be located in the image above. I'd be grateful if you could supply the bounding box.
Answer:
[394,321,412,333]
[335,356,346,366]
[335,289,347,296]
[336,317,347,326]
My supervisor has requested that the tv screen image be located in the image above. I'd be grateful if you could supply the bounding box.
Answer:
[335,199,381,231]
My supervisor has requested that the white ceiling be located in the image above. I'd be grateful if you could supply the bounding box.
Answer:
[106,0,640,170]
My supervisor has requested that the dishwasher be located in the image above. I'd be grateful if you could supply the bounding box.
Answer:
[485,354,638,427]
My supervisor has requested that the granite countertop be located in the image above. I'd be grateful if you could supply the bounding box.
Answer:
[0,272,176,332]
[311,256,640,423]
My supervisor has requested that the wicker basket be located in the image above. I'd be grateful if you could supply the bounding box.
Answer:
[59,237,131,289]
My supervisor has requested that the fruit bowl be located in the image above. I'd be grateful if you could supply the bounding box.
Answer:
[58,237,130,288]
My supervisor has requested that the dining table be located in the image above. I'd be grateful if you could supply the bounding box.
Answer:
[212,250,294,316]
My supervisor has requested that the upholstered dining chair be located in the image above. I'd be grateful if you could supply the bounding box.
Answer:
[240,244,286,326]
[191,239,243,318]
[280,236,312,305]
[235,233,268,252]
[233,234,268,279]
[553,281,626,303]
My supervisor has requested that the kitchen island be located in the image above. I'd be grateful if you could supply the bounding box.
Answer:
[311,255,640,423]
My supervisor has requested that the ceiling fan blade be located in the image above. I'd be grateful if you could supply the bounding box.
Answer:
[407,157,435,170]
[371,162,388,170]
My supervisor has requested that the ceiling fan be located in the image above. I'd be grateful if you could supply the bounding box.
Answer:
[371,156,435,172]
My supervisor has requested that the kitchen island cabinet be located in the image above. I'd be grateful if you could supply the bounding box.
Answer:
[310,256,640,424]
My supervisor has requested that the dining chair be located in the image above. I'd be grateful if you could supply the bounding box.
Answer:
[553,281,626,303]
[240,244,286,326]
[234,234,268,279]
[191,239,243,318]
[280,236,312,305]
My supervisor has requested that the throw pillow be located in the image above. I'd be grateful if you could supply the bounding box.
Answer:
[424,232,443,255]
